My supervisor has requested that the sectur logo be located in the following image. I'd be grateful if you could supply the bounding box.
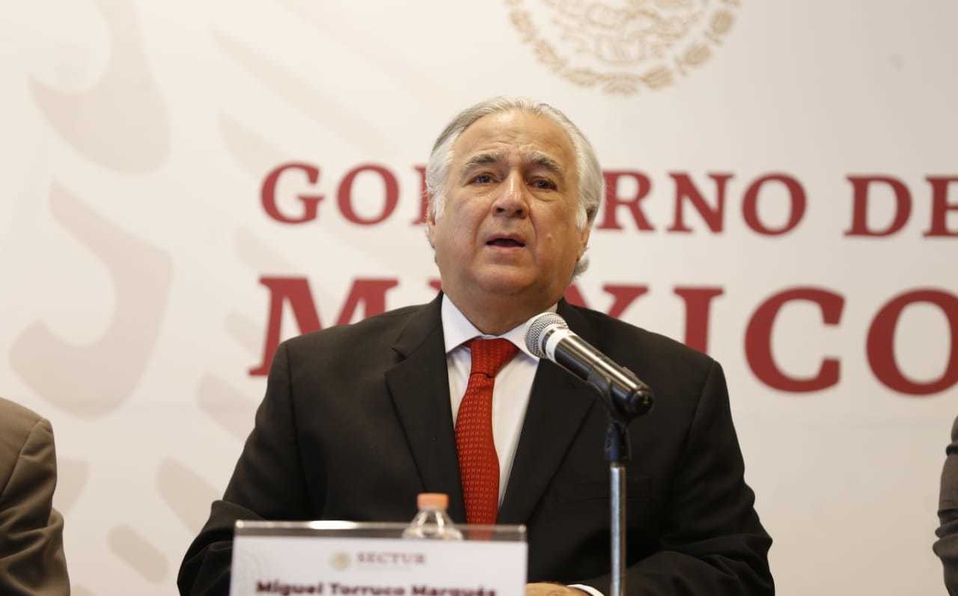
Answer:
[329,552,351,571]
[506,0,741,94]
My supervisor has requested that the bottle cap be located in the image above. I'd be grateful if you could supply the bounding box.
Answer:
[417,493,449,510]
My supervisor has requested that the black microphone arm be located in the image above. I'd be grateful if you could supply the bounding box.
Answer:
[525,312,654,419]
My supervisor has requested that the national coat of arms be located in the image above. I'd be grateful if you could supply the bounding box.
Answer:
[507,0,741,94]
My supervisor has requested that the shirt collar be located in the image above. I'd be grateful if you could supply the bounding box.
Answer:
[440,295,556,360]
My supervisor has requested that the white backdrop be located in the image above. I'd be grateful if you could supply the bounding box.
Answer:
[1,1,956,594]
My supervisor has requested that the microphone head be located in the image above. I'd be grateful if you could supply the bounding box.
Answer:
[524,312,567,358]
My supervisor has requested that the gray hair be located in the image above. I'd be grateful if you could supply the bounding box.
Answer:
[425,97,602,275]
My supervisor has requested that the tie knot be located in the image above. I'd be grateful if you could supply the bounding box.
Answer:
[466,338,518,378]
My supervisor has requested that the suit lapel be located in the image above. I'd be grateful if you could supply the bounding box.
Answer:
[498,301,599,524]
[384,295,467,522]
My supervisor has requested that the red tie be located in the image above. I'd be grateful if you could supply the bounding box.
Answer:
[456,338,518,525]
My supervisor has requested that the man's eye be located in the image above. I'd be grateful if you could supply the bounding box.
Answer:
[471,173,494,184]
[532,179,557,190]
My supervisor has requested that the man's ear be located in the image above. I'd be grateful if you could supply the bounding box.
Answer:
[425,197,437,248]
[577,224,591,261]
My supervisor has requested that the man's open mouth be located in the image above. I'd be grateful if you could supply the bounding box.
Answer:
[487,238,526,248]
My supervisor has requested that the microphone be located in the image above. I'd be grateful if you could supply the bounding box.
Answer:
[525,312,654,418]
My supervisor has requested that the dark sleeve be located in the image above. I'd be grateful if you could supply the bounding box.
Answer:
[0,417,70,596]
[178,342,316,596]
[583,361,774,595]
[935,416,958,595]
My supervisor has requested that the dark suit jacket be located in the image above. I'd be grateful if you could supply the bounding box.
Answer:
[0,397,70,596]
[179,297,773,595]
[936,416,958,594]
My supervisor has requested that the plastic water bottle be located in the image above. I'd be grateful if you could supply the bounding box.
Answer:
[402,493,464,540]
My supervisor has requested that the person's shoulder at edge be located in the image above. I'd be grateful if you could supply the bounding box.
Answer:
[0,396,71,596]
[0,397,47,469]
[0,395,45,429]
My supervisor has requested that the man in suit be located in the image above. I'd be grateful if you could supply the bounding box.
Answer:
[935,415,958,594]
[179,97,773,595]
[0,397,71,596]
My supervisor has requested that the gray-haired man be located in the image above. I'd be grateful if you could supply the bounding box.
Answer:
[180,97,773,595]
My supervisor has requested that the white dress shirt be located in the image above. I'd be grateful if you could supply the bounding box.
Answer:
[441,295,542,505]
[441,296,604,596]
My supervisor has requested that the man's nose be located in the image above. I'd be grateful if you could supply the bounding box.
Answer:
[493,172,528,217]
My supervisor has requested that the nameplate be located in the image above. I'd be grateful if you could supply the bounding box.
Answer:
[230,521,527,596]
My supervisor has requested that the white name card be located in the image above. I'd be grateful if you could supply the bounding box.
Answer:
[230,522,527,596]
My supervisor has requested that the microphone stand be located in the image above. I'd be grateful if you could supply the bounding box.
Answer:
[584,369,652,596]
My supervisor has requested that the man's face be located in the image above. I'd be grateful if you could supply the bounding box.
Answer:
[427,110,590,313]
